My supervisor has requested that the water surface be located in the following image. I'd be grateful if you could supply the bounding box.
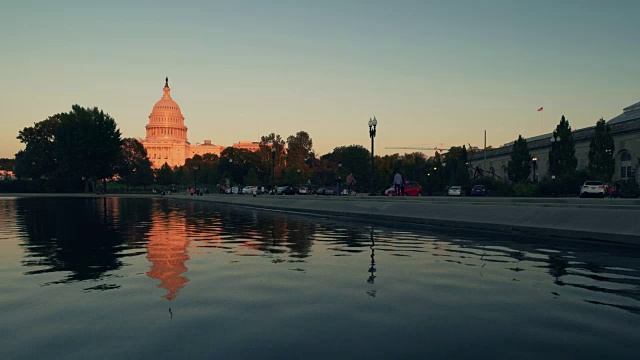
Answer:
[0,197,639,359]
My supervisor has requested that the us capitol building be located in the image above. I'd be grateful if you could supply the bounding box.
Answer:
[140,78,259,168]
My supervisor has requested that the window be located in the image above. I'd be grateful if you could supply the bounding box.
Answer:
[620,151,633,180]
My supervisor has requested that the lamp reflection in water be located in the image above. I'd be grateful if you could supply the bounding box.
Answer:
[366,227,377,297]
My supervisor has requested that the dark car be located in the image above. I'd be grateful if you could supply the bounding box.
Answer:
[323,187,337,196]
[276,186,298,195]
[314,187,325,195]
[470,185,487,196]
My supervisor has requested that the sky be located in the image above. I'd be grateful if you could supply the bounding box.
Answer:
[1,0,639,158]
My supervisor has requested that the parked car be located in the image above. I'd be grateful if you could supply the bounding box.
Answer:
[580,180,605,198]
[276,186,298,195]
[323,187,337,196]
[242,186,258,195]
[447,186,463,196]
[298,187,310,195]
[470,185,487,196]
[384,181,422,196]
[225,186,239,194]
[315,187,326,195]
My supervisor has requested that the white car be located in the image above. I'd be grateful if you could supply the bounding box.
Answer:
[447,186,463,196]
[242,186,257,195]
[298,187,309,195]
[580,181,605,198]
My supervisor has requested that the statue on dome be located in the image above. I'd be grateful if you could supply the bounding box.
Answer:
[165,77,169,87]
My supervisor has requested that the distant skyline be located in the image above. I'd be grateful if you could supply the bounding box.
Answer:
[1,0,639,158]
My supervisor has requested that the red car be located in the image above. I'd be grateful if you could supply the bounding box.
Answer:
[385,181,423,196]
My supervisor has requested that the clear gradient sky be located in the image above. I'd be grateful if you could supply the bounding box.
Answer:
[1,0,638,158]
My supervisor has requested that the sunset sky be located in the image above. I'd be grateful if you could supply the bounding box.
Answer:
[1,0,638,158]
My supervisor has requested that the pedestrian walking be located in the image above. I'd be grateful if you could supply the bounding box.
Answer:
[393,170,403,196]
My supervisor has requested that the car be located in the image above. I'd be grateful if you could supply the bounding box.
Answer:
[276,185,298,195]
[323,187,337,196]
[384,181,423,196]
[242,186,258,195]
[447,186,463,196]
[314,187,325,195]
[298,187,309,195]
[225,186,239,194]
[470,185,487,196]
[580,180,605,198]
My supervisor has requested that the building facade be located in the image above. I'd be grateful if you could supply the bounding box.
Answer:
[141,78,259,168]
[468,101,640,184]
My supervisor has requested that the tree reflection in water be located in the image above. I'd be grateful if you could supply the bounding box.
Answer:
[11,197,640,313]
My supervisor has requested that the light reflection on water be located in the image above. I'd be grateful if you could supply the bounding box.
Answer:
[0,197,639,359]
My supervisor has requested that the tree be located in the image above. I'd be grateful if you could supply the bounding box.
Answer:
[15,114,62,179]
[155,163,174,186]
[53,105,122,191]
[587,118,615,181]
[507,135,532,183]
[118,138,154,188]
[286,131,313,168]
[259,133,286,184]
[322,145,371,191]
[443,145,470,186]
[0,158,16,172]
[548,115,577,177]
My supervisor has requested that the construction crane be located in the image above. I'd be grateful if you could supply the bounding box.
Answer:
[385,146,449,152]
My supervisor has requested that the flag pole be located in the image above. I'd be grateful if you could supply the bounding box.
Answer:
[542,108,544,133]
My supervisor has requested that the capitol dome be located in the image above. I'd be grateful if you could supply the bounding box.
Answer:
[145,77,188,141]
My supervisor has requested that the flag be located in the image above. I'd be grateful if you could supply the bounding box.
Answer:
[538,107,543,112]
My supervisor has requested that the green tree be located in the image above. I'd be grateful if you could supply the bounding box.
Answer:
[15,114,62,179]
[548,115,577,177]
[444,145,470,186]
[259,133,286,185]
[118,138,153,188]
[54,105,122,191]
[587,118,615,181]
[507,135,532,183]
[322,145,371,191]
[155,163,174,186]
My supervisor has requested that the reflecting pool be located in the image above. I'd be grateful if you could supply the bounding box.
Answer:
[0,197,639,359]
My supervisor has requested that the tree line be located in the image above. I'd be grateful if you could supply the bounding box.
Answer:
[4,105,638,196]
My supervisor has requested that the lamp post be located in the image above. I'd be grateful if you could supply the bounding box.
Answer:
[193,166,199,195]
[338,163,342,196]
[228,159,233,193]
[271,147,276,194]
[550,134,558,178]
[368,116,377,195]
[531,157,538,183]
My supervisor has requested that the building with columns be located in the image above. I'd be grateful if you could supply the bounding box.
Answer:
[141,78,259,168]
[468,101,640,184]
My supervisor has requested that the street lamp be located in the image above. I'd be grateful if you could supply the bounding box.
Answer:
[338,163,342,196]
[531,157,538,183]
[193,166,199,195]
[228,159,233,193]
[368,116,377,195]
[271,147,276,193]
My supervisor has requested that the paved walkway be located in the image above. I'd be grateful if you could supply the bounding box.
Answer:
[171,193,640,245]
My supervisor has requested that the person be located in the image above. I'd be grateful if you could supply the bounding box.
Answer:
[190,187,194,196]
[346,173,356,195]
[393,170,403,196]
[400,173,406,196]
[609,184,616,198]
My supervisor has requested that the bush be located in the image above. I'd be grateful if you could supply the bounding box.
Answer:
[617,180,640,198]
[538,170,590,197]
[513,182,539,197]
[471,177,513,196]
